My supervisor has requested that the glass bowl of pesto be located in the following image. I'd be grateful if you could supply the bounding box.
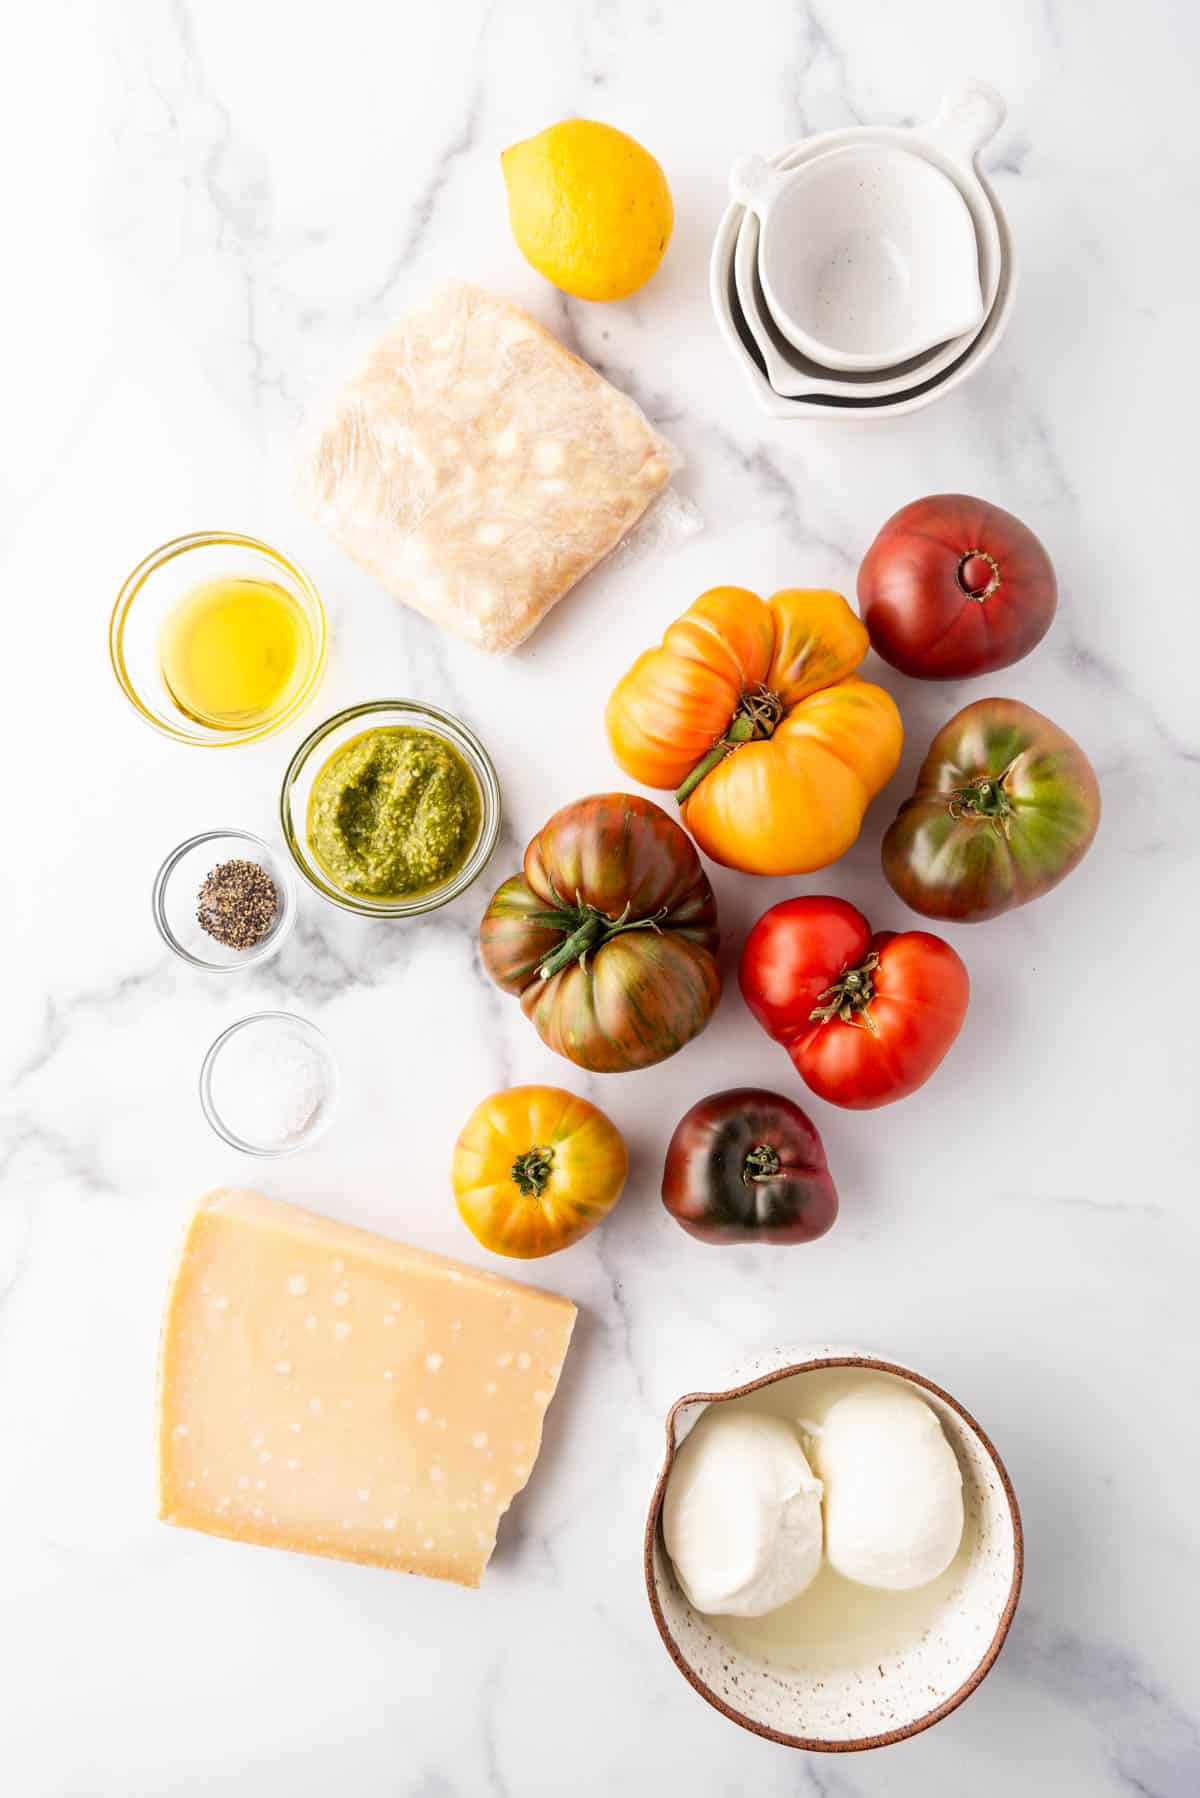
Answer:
[109,532,328,746]
[279,700,502,918]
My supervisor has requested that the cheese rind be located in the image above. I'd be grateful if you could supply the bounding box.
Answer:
[158,1190,576,1585]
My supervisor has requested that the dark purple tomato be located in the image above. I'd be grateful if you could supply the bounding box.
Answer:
[661,1088,838,1246]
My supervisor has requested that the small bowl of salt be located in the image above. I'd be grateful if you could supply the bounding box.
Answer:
[200,1011,338,1156]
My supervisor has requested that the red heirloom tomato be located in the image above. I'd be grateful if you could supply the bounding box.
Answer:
[661,1088,838,1245]
[739,896,970,1109]
[858,493,1057,679]
[479,793,721,1073]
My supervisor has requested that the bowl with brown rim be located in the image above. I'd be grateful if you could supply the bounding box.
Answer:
[643,1345,1022,1752]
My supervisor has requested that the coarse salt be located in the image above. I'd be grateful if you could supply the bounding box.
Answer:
[209,1023,331,1150]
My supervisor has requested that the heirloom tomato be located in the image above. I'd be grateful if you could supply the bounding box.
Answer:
[739,896,969,1109]
[605,586,902,875]
[858,493,1058,679]
[453,1085,628,1259]
[882,698,1101,922]
[661,1088,838,1245]
[479,793,721,1073]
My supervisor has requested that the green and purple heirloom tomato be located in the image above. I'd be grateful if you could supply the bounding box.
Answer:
[661,1088,838,1245]
[479,793,721,1073]
[882,697,1100,923]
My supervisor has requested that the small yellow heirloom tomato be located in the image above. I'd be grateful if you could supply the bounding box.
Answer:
[452,1085,628,1259]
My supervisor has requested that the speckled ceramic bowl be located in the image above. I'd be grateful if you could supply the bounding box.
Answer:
[644,1347,1022,1752]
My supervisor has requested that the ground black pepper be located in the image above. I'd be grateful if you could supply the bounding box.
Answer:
[197,859,279,950]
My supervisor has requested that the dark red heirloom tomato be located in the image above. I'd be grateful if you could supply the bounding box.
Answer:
[661,1088,837,1245]
[858,493,1057,679]
[739,897,969,1110]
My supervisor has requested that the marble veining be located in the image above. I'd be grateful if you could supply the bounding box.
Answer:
[3,1,1199,1794]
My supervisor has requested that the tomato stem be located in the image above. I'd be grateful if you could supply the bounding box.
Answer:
[511,1146,554,1199]
[742,1143,782,1184]
[538,914,605,978]
[537,902,670,980]
[675,685,784,805]
[950,775,1012,819]
[810,952,881,1032]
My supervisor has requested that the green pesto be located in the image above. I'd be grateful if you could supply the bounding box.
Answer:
[307,726,481,900]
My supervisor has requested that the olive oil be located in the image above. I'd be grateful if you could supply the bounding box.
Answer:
[159,575,313,731]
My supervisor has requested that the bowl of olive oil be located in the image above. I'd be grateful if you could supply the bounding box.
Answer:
[110,532,327,746]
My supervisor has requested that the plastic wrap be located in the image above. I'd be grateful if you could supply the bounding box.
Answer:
[297,283,691,653]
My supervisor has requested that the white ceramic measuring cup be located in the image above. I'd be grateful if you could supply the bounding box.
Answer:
[733,207,954,400]
[730,143,984,371]
[732,83,1007,398]
[714,80,1011,411]
[709,152,1017,420]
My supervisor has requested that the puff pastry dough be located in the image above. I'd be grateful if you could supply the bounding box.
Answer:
[298,284,674,652]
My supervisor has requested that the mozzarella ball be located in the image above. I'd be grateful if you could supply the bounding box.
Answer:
[815,1383,964,1591]
[663,1409,824,1617]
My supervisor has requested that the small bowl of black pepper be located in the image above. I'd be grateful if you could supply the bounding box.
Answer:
[152,828,297,971]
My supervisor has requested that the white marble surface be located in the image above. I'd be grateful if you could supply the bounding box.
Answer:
[4,2,1199,1793]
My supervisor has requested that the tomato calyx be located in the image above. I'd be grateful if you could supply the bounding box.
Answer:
[741,1143,783,1185]
[536,896,670,979]
[675,683,784,804]
[948,773,1013,824]
[510,1145,555,1198]
[956,548,1002,602]
[809,952,882,1035]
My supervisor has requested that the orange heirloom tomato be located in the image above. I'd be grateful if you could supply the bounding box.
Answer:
[452,1085,628,1259]
[605,586,904,875]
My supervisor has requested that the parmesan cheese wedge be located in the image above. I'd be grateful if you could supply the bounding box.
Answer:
[158,1189,576,1585]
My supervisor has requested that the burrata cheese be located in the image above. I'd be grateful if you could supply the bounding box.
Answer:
[814,1382,964,1591]
[662,1409,823,1617]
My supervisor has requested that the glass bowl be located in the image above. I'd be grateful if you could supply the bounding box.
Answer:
[153,828,297,971]
[110,531,328,746]
[200,1012,339,1156]
[279,699,502,918]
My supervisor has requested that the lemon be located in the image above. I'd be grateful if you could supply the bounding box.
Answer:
[501,119,673,302]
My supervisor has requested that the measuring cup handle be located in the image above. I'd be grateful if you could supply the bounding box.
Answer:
[925,80,1007,162]
[729,153,780,215]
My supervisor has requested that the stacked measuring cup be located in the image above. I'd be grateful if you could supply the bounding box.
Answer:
[711,82,1017,420]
